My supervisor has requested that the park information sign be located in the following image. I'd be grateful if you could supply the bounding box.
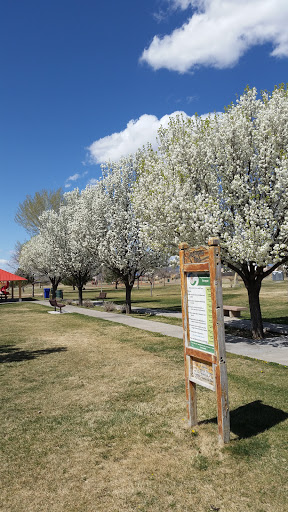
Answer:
[179,238,230,444]
[187,273,214,353]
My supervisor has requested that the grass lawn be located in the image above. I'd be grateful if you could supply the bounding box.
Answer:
[1,302,287,511]
[20,281,183,310]
[20,276,288,326]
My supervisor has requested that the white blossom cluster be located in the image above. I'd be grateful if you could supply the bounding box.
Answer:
[19,232,63,281]
[81,158,166,292]
[19,189,98,301]
[19,232,63,296]
[20,157,164,308]
[19,86,288,331]
[135,86,288,272]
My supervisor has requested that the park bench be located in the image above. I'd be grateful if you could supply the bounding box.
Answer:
[95,292,107,300]
[49,299,66,313]
[223,305,246,318]
[0,290,9,301]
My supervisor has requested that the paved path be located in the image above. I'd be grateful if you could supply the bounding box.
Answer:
[33,300,288,366]
[36,300,183,338]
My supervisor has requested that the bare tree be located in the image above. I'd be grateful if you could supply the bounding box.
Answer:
[15,188,63,236]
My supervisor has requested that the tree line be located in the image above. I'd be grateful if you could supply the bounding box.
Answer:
[18,86,288,337]
[18,161,165,313]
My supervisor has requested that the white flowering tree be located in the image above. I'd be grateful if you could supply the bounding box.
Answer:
[82,158,165,313]
[135,86,288,338]
[39,190,99,305]
[19,234,63,298]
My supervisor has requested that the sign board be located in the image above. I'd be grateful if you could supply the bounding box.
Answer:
[190,358,215,391]
[187,273,214,354]
[179,238,230,444]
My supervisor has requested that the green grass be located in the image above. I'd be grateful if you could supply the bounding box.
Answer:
[23,281,183,310]
[222,279,288,324]
[105,278,288,329]
[94,279,288,325]
[0,302,287,512]
[21,276,288,325]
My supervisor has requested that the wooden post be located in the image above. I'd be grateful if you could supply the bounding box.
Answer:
[208,238,230,444]
[179,239,230,444]
[11,282,14,299]
[179,242,198,425]
[18,282,22,302]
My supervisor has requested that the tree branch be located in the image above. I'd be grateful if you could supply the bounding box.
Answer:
[226,261,247,282]
[263,257,288,278]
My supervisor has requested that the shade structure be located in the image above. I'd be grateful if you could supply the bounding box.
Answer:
[0,269,27,281]
[0,269,27,302]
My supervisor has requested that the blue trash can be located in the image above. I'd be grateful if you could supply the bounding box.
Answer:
[44,288,50,299]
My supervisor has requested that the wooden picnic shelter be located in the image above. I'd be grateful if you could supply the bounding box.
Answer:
[0,269,27,301]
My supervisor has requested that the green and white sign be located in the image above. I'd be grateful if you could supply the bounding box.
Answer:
[187,273,215,354]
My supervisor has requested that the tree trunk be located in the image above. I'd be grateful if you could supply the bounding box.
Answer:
[125,282,133,314]
[227,262,265,339]
[50,277,61,299]
[78,285,83,306]
[115,280,118,290]
[51,281,58,299]
[150,281,153,297]
[244,278,264,339]
[32,283,35,298]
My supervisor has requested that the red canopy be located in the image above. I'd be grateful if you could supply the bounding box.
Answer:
[0,269,27,281]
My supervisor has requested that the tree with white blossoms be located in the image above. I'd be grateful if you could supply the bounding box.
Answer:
[81,157,166,313]
[19,234,63,298]
[39,190,99,306]
[135,85,288,339]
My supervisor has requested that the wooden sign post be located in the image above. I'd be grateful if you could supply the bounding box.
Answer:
[179,238,230,444]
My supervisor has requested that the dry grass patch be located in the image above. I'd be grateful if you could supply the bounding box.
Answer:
[0,302,287,512]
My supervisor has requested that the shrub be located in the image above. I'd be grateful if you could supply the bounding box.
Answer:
[103,301,116,312]
[83,300,94,308]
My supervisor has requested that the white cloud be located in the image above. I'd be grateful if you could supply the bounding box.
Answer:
[67,173,81,182]
[186,95,198,103]
[65,171,88,188]
[88,111,190,163]
[171,0,192,8]
[87,178,99,187]
[141,0,288,72]
[0,259,10,269]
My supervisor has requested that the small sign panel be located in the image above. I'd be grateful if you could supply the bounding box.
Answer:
[187,273,214,354]
[190,359,215,391]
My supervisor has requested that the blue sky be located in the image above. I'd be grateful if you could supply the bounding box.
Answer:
[1,0,288,270]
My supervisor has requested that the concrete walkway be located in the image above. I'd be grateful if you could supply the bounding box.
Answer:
[34,300,288,366]
[36,300,183,338]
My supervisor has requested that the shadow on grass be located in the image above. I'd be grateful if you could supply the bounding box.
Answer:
[0,344,67,363]
[263,316,288,325]
[225,331,288,347]
[200,400,288,439]
[0,297,38,304]
[131,305,182,313]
